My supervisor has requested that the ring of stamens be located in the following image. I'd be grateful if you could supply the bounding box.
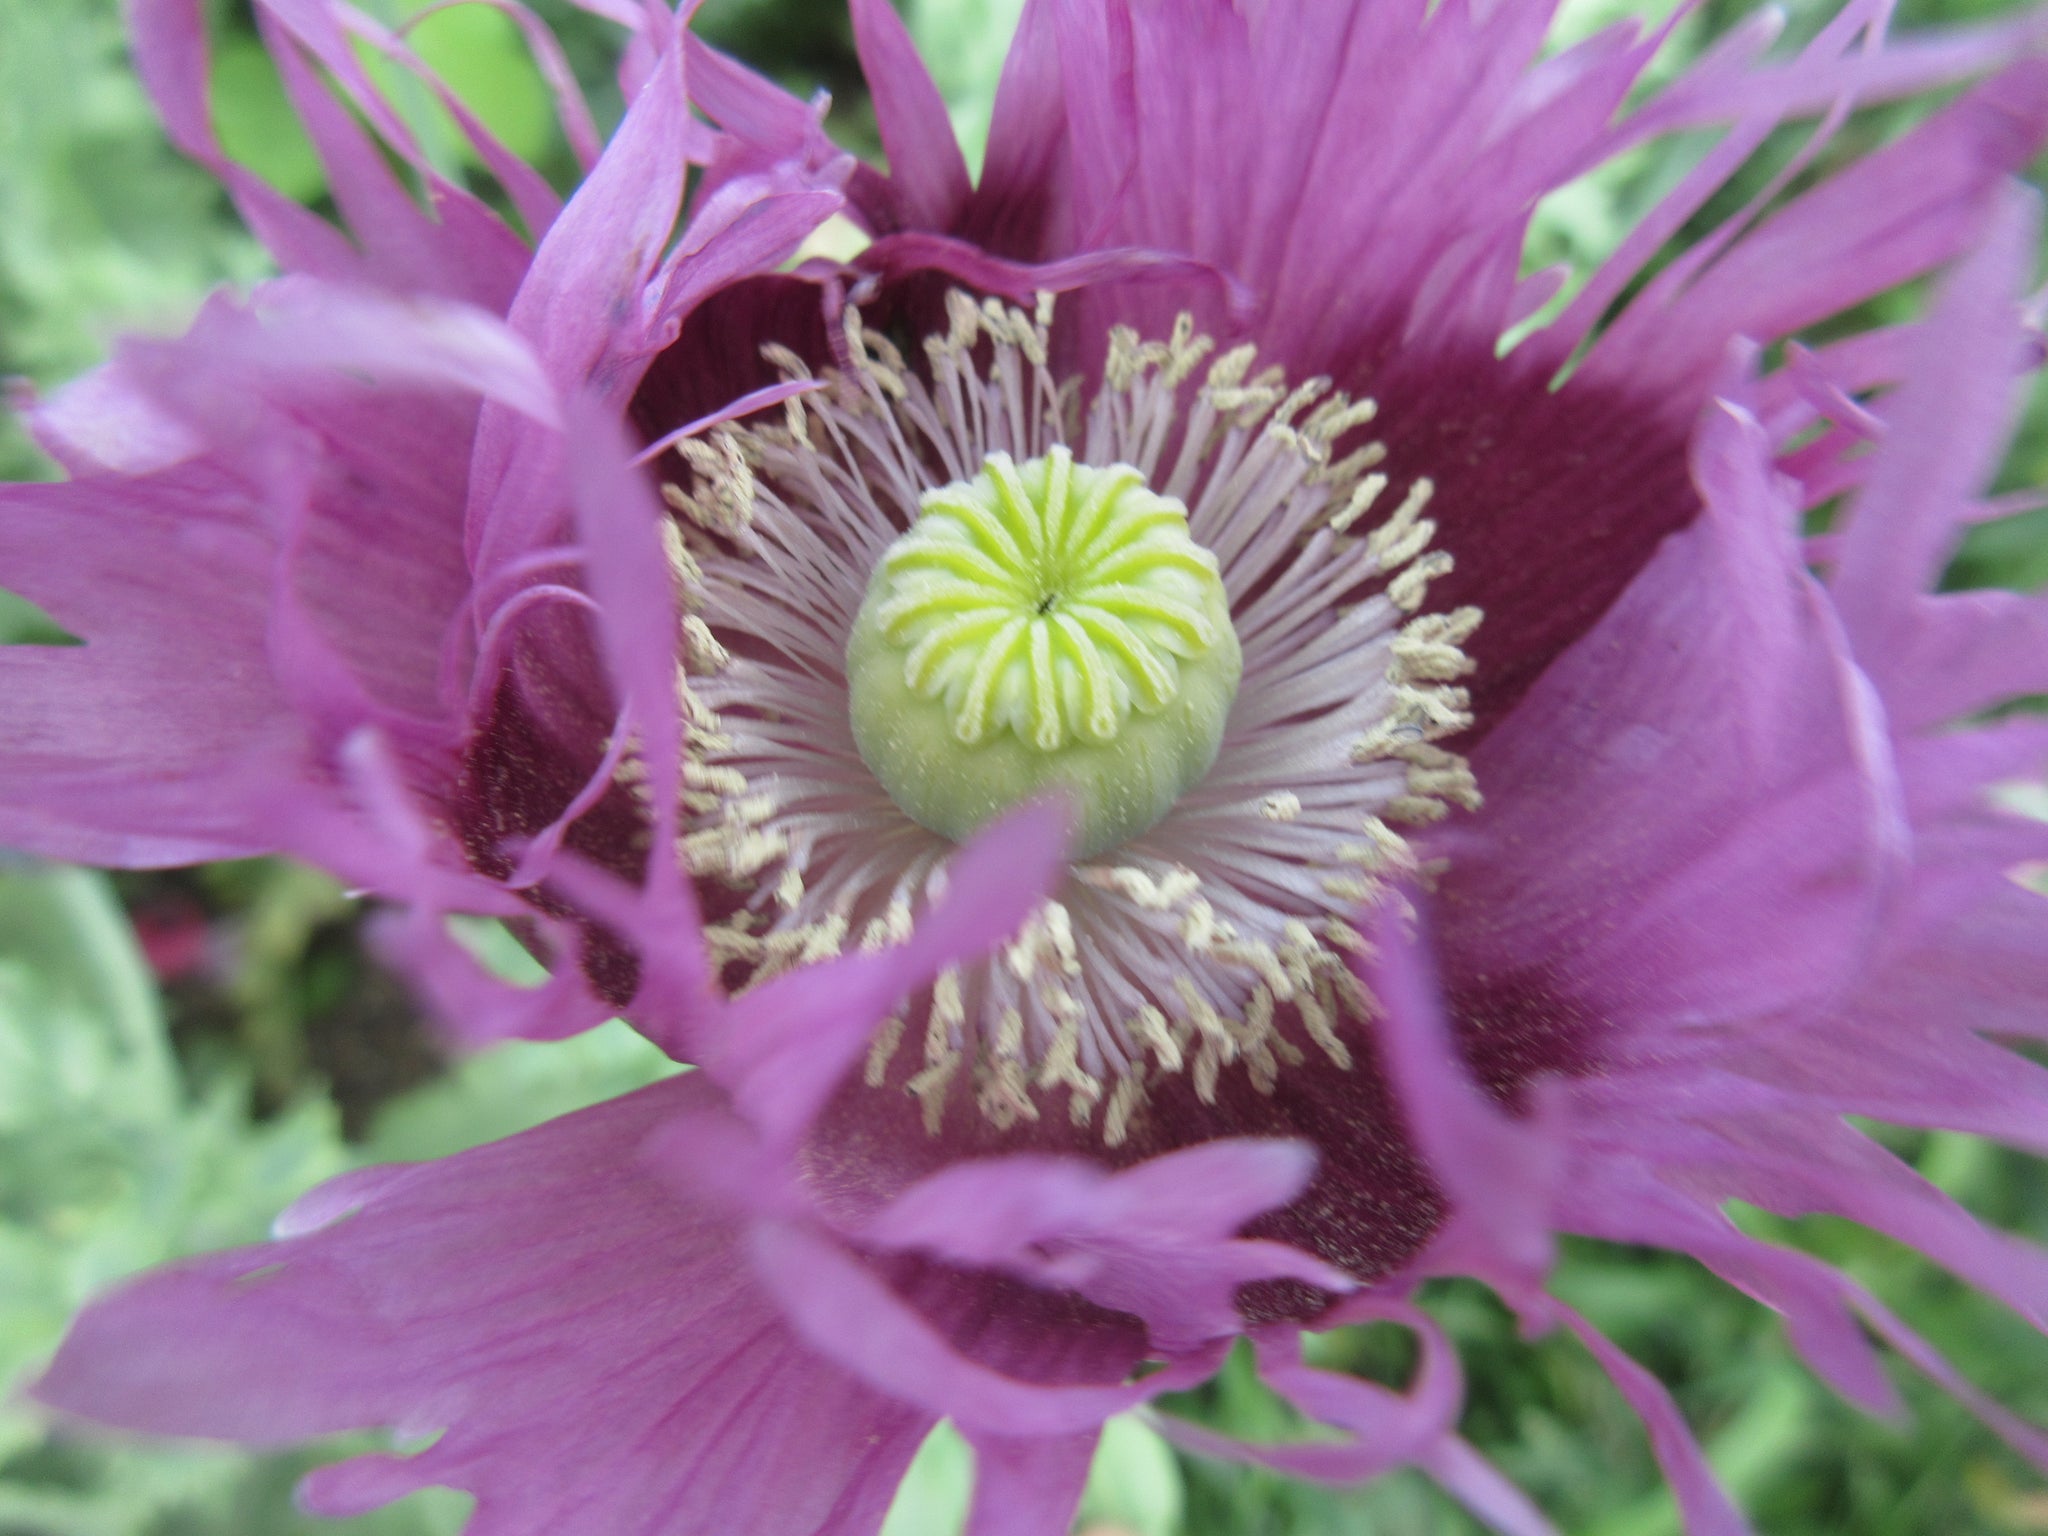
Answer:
[649,291,1481,1147]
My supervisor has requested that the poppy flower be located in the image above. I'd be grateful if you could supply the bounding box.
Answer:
[13,0,2048,1531]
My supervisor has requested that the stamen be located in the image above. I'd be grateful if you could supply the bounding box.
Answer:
[650,293,1484,1144]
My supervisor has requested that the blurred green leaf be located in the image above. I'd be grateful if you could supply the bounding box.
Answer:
[0,588,81,647]
[0,0,266,480]
[1077,1416,1185,1536]
[876,1413,1184,1536]
[903,0,1023,173]
[211,32,326,203]
[364,1016,679,1163]
[407,5,559,168]
[0,864,366,1535]
[881,1421,974,1536]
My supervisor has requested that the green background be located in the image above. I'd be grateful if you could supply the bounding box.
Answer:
[2,1,2047,1532]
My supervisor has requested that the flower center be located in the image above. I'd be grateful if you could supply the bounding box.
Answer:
[846,447,1242,858]
[649,293,1482,1146]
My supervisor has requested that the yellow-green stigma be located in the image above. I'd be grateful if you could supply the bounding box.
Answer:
[847,445,1243,859]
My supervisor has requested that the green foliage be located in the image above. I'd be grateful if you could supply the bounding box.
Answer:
[878,1414,1185,1535]
[904,0,1025,171]
[881,1421,978,1536]
[0,863,363,1535]
[1078,1416,1187,1535]
[209,30,326,204]
[0,0,266,483]
[0,871,680,1536]
[0,589,76,648]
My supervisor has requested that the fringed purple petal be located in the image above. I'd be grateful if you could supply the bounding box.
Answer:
[1831,184,2043,728]
[1151,1308,1463,1485]
[140,286,539,736]
[851,231,1256,320]
[850,0,972,231]
[1421,1438,1561,1536]
[0,462,300,864]
[255,2,529,311]
[1550,0,1890,359]
[280,730,518,915]
[681,32,829,160]
[1560,1147,2048,1481]
[1627,6,2048,137]
[1586,62,2048,400]
[1696,1115,2048,1336]
[858,1140,1352,1351]
[335,751,611,1048]
[38,1077,934,1536]
[1550,1304,1750,1536]
[128,0,364,281]
[468,20,844,605]
[266,725,620,1048]
[960,1432,1100,1536]
[1735,1012,2048,1157]
[1855,1293,2048,1472]
[371,906,613,1048]
[1362,894,1559,1289]
[959,0,1064,255]
[561,392,688,894]
[1759,326,1915,442]
[751,1218,1156,1436]
[678,33,853,228]
[971,0,1606,363]
[340,5,567,242]
[545,795,1068,1112]
[4,273,539,850]
[1433,397,1904,1093]
[408,0,606,171]
[1558,1161,1902,1415]
[470,12,695,583]
[131,0,572,309]
[0,279,590,873]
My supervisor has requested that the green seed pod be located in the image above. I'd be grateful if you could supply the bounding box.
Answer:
[847,447,1242,858]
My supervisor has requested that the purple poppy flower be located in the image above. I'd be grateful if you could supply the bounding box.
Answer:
[12,0,2048,1531]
